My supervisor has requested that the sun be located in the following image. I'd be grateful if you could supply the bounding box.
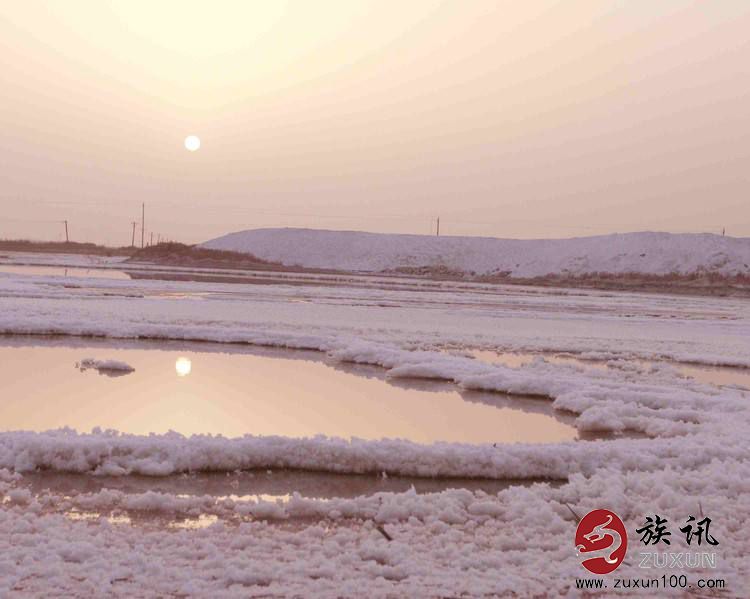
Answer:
[184,135,201,152]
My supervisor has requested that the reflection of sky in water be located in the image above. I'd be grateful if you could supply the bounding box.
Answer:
[469,350,750,389]
[0,340,581,444]
[24,470,539,508]
[0,264,130,280]
[168,515,218,530]
[66,511,132,525]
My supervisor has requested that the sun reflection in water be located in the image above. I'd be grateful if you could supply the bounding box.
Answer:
[175,357,192,377]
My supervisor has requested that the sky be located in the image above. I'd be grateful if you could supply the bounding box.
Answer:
[1,0,749,245]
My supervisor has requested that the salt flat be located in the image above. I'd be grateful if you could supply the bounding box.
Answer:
[0,254,748,596]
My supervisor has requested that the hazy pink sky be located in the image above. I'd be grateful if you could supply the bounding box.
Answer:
[1,1,749,245]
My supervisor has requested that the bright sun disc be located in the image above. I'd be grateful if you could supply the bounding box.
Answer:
[184,135,201,151]
[175,357,192,376]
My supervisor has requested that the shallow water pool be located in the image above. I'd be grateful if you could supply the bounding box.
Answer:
[0,337,587,444]
[468,349,750,389]
[0,264,131,280]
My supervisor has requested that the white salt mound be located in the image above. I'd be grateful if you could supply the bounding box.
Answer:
[78,359,135,373]
[202,228,750,277]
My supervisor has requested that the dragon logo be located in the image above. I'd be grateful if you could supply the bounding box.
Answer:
[575,509,628,574]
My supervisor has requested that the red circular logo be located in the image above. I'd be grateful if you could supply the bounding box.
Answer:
[575,509,628,575]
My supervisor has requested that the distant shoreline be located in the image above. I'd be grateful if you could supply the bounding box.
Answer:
[0,239,135,257]
[2,239,749,298]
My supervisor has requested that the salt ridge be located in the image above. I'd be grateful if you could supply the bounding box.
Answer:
[202,228,750,277]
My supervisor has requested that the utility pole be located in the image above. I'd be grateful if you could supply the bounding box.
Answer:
[63,220,69,243]
[150,232,154,246]
[436,216,440,237]
[141,203,145,249]
[131,221,137,247]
